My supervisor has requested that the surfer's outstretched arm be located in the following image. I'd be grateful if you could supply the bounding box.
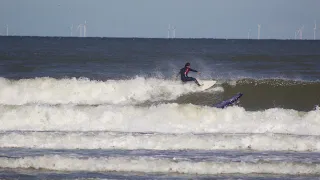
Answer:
[189,68,198,72]
[189,68,201,75]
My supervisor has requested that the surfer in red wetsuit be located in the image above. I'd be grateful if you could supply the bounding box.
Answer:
[177,62,201,86]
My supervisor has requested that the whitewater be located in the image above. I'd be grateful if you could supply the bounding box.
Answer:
[0,77,210,105]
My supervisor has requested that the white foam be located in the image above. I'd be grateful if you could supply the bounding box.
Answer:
[1,132,320,152]
[0,77,207,105]
[0,104,319,135]
[204,86,224,92]
[0,155,319,175]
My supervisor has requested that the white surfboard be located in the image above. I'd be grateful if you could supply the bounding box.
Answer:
[198,80,217,91]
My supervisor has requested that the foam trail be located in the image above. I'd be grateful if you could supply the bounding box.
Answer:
[0,156,319,175]
[0,104,319,135]
[1,132,320,152]
[0,77,208,105]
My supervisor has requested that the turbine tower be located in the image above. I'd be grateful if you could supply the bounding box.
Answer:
[167,24,171,38]
[83,21,87,37]
[77,24,83,37]
[298,25,304,40]
[70,24,73,36]
[257,24,261,40]
[76,21,87,37]
[314,20,317,40]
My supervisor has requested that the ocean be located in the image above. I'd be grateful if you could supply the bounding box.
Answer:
[0,36,319,179]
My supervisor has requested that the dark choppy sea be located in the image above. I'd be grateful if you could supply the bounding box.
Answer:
[0,36,320,179]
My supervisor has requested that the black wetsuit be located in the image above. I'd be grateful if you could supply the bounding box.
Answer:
[179,67,201,86]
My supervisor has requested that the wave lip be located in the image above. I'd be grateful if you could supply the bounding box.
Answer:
[1,155,320,175]
[1,131,320,152]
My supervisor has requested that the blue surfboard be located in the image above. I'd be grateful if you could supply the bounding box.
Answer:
[213,93,243,109]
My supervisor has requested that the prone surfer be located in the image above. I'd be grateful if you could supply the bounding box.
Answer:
[177,62,201,86]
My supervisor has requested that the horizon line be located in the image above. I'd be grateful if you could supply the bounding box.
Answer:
[0,35,318,41]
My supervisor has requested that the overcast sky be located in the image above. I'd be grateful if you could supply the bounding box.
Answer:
[1,0,319,39]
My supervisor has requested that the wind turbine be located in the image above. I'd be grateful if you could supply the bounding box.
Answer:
[83,21,87,37]
[77,24,83,37]
[70,24,73,36]
[297,29,301,40]
[76,21,87,37]
[257,24,261,40]
[298,25,304,40]
[314,20,317,40]
[167,24,171,38]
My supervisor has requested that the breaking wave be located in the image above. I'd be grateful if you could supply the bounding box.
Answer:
[1,131,320,152]
[0,104,319,135]
[0,77,216,105]
[1,155,320,175]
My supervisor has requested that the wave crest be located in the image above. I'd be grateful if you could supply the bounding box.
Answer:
[0,77,206,105]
